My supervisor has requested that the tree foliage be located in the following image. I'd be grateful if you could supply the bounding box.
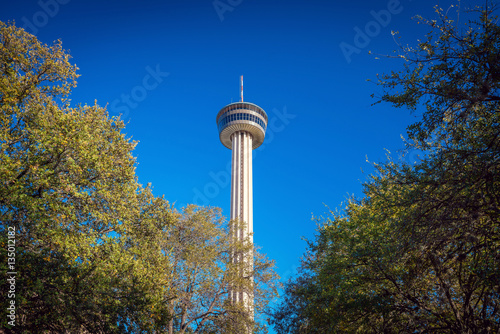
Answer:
[272,2,500,333]
[162,206,279,334]
[0,20,175,333]
[376,1,500,147]
[0,21,279,333]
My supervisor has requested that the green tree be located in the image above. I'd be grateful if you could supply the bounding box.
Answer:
[272,2,500,333]
[163,205,279,334]
[0,21,173,332]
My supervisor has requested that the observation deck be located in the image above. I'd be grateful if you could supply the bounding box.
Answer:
[216,102,268,149]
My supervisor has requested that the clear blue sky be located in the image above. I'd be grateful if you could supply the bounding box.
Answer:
[1,0,475,324]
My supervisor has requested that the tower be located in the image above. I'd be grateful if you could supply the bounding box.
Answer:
[216,76,267,320]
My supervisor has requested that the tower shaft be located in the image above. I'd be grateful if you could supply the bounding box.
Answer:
[230,130,253,239]
[216,99,267,329]
[230,130,254,311]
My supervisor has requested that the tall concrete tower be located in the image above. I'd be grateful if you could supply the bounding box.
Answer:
[216,76,267,319]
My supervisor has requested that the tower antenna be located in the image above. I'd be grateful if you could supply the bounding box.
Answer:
[240,75,244,102]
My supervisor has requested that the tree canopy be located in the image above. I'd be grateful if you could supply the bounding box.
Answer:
[272,2,500,333]
[162,206,279,334]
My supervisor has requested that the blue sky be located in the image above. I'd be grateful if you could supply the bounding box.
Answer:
[1,0,474,324]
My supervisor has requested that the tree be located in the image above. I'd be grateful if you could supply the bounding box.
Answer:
[162,205,279,334]
[272,2,500,333]
[376,1,500,147]
[0,20,174,332]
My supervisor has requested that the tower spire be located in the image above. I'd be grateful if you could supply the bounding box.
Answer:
[240,75,244,102]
